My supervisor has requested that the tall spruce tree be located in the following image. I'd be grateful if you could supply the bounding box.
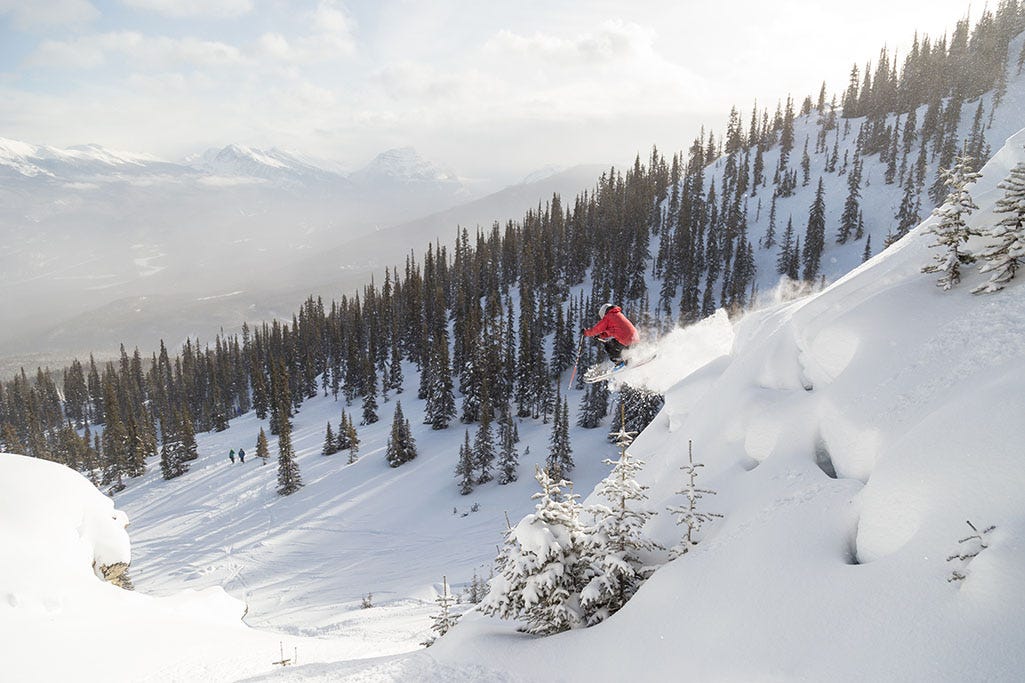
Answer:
[385,401,418,467]
[275,363,303,495]
[158,410,189,480]
[496,405,520,485]
[473,385,496,484]
[837,159,863,244]
[423,337,456,429]
[256,427,270,465]
[546,390,573,479]
[322,421,337,455]
[802,177,827,281]
[455,430,475,495]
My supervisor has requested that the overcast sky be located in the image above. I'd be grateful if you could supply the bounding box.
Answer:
[0,0,977,184]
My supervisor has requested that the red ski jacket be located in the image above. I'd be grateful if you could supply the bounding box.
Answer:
[584,306,639,346]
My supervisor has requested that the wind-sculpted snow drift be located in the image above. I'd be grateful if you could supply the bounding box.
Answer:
[0,454,366,681]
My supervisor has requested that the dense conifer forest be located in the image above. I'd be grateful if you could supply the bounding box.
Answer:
[3,2,1024,492]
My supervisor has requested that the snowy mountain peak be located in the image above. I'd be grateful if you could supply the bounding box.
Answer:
[191,144,336,181]
[352,146,459,185]
[0,137,164,177]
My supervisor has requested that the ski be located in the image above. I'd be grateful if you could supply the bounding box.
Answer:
[582,351,657,384]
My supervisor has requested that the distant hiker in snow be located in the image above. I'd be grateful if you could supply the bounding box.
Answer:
[583,303,639,367]
[229,449,236,464]
[238,448,245,463]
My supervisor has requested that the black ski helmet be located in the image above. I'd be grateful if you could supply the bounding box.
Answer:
[599,302,614,318]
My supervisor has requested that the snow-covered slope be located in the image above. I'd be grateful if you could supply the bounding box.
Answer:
[0,453,363,682]
[738,30,1025,299]
[413,128,1025,682]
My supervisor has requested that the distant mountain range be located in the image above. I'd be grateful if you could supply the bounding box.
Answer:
[0,135,607,374]
[0,137,466,196]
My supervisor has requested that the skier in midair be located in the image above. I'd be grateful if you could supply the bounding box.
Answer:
[582,303,639,369]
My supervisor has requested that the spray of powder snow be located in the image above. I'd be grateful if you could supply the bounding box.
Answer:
[613,309,735,394]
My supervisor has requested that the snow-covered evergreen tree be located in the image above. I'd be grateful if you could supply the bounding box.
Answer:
[580,419,661,625]
[256,427,269,465]
[496,406,519,485]
[424,336,456,429]
[546,391,573,479]
[345,414,360,463]
[361,374,379,425]
[455,430,475,495]
[613,384,664,438]
[802,177,827,281]
[481,466,588,635]
[158,411,189,480]
[473,380,495,484]
[667,440,722,557]
[322,421,337,455]
[973,159,1025,293]
[335,411,352,451]
[422,575,461,647]
[385,401,417,467]
[922,154,981,289]
[276,421,302,496]
[576,381,609,429]
[179,409,198,463]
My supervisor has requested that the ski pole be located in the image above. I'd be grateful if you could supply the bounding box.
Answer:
[567,333,586,391]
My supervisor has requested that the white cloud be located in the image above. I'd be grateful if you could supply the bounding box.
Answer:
[312,0,352,35]
[118,0,252,19]
[28,32,249,70]
[257,1,356,64]
[0,0,99,30]
[485,20,654,65]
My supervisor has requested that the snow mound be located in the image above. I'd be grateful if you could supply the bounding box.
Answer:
[0,453,131,601]
[0,453,367,681]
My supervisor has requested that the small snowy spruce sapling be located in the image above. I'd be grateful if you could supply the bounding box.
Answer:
[667,440,722,557]
[922,153,981,290]
[580,415,663,626]
[973,158,1025,294]
[422,575,461,647]
[947,520,996,583]
[481,466,589,635]
[467,568,487,604]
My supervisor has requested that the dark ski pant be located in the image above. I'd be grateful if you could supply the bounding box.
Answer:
[599,338,626,363]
